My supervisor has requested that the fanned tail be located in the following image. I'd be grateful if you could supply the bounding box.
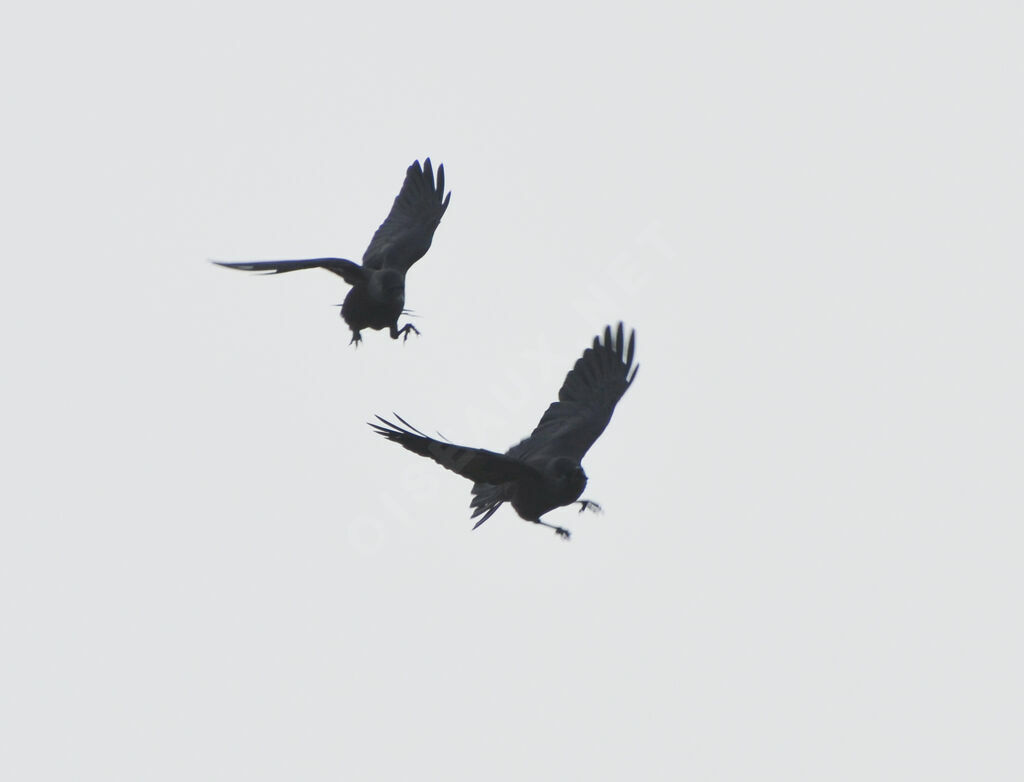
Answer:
[469,482,507,529]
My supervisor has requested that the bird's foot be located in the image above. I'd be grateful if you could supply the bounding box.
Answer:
[397,323,421,343]
[532,518,572,540]
[576,499,602,514]
[349,330,363,347]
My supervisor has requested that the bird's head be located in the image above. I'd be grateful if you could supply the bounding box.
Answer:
[549,457,587,493]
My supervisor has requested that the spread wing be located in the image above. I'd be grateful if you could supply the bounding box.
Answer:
[362,159,451,272]
[508,323,638,463]
[212,258,365,286]
[370,415,538,485]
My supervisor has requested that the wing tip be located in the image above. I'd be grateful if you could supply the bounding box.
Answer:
[594,321,639,385]
[211,260,255,271]
[596,321,636,362]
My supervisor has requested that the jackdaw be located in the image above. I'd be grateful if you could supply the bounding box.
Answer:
[213,158,450,345]
[371,323,638,539]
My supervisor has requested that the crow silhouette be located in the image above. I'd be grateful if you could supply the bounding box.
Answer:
[213,159,450,345]
[371,323,638,539]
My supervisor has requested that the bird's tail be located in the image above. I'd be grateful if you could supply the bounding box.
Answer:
[469,482,506,529]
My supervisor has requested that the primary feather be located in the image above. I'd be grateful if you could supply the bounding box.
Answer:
[508,323,638,462]
[363,159,451,272]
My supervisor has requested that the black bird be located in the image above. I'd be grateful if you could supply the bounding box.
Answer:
[213,159,451,345]
[371,323,638,539]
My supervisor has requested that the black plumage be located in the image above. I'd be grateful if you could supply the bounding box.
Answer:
[214,159,450,345]
[371,324,638,538]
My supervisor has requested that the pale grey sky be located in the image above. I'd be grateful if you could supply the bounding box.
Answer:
[3,2,1021,780]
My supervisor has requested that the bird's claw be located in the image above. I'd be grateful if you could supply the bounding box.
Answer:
[349,331,362,347]
[391,323,420,343]
[555,527,571,540]
[577,500,602,514]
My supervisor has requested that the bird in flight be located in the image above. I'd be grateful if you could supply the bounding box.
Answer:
[371,323,638,539]
[213,159,451,345]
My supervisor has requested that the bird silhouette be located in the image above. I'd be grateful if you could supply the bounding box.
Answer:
[371,323,638,539]
[213,159,450,345]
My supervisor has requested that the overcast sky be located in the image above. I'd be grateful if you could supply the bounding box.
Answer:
[3,2,1021,780]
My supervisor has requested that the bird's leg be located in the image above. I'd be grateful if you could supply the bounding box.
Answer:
[576,499,602,514]
[390,322,421,342]
[531,518,571,540]
[349,330,362,347]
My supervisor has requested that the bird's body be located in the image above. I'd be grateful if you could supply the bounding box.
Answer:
[340,268,407,340]
[504,456,589,522]
[371,324,638,538]
[214,159,450,345]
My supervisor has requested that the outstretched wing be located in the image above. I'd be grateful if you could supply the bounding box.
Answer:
[212,258,365,286]
[363,159,451,272]
[509,323,638,463]
[370,414,537,485]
